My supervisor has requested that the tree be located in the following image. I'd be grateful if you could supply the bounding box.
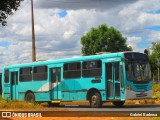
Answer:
[80,24,132,56]
[0,0,23,26]
[148,42,160,78]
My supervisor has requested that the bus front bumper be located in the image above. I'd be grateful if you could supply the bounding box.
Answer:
[125,90,152,100]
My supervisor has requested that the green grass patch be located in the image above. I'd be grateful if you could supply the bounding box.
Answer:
[0,101,42,109]
[0,95,6,102]
[152,84,160,100]
[0,95,42,109]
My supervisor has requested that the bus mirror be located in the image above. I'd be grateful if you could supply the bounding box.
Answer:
[144,49,149,55]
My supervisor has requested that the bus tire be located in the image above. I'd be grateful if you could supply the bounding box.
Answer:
[89,91,102,108]
[25,92,35,103]
[112,101,125,107]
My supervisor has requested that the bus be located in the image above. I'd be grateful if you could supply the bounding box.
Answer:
[2,51,152,108]
[0,73,2,94]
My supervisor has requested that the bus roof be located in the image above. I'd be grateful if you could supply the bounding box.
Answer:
[2,51,145,69]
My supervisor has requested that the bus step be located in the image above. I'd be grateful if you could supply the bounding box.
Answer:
[51,100,61,103]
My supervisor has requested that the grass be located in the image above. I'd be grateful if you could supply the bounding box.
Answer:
[152,84,160,100]
[0,95,6,102]
[0,95,42,109]
[0,101,42,109]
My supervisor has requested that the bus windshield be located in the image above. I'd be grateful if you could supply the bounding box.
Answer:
[124,52,151,82]
[126,62,151,82]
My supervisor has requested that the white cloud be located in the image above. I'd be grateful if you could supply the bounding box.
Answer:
[148,32,160,42]
[35,0,136,10]
[127,36,142,49]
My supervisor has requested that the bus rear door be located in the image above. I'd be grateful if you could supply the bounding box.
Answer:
[10,71,18,101]
[49,67,62,103]
[3,69,19,101]
[105,59,125,101]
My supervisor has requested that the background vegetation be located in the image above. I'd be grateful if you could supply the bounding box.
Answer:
[80,24,132,56]
[148,42,160,83]
[0,0,23,26]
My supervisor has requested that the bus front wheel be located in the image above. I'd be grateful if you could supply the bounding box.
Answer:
[25,92,35,103]
[112,101,125,107]
[89,91,102,108]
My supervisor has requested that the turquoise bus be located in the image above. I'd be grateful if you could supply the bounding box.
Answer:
[0,73,2,94]
[2,52,152,108]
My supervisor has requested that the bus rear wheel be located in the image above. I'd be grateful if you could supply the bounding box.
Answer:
[112,101,125,107]
[89,91,102,108]
[25,92,35,103]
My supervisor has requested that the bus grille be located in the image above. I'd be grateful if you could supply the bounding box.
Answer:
[134,85,148,91]
[136,93,147,97]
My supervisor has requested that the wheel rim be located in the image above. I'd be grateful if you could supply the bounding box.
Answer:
[91,95,97,106]
[26,94,34,102]
[27,96,33,102]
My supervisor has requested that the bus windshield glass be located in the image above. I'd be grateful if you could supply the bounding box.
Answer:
[124,52,151,82]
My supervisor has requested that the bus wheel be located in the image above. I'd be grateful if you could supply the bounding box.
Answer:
[89,92,102,108]
[25,92,35,103]
[112,101,125,107]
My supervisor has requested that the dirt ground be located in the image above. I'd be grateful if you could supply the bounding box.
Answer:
[0,100,160,120]
[1,117,159,120]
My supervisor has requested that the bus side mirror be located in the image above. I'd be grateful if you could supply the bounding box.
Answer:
[144,49,149,55]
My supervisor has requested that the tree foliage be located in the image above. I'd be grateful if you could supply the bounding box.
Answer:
[0,0,23,26]
[148,42,160,76]
[80,24,132,56]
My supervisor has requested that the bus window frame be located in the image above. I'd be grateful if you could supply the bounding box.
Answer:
[19,67,32,82]
[33,65,48,81]
[4,69,9,83]
[82,60,102,78]
[63,62,81,79]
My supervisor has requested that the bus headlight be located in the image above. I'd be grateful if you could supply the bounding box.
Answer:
[127,85,132,90]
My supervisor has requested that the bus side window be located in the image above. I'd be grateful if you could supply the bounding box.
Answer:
[52,68,61,82]
[4,69,9,83]
[33,66,48,81]
[20,67,32,82]
[52,69,56,83]
[57,69,61,82]
[63,62,81,79]
[106,63,112,80]
[120,65,124,88]
[115,62,119,81]
[82,60,102,77]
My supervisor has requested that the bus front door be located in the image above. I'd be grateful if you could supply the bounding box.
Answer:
[106,62,125,100]
[10,71,18,101]
[50,67,61,101]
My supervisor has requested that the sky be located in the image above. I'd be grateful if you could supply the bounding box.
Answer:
[0,0,160,69]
